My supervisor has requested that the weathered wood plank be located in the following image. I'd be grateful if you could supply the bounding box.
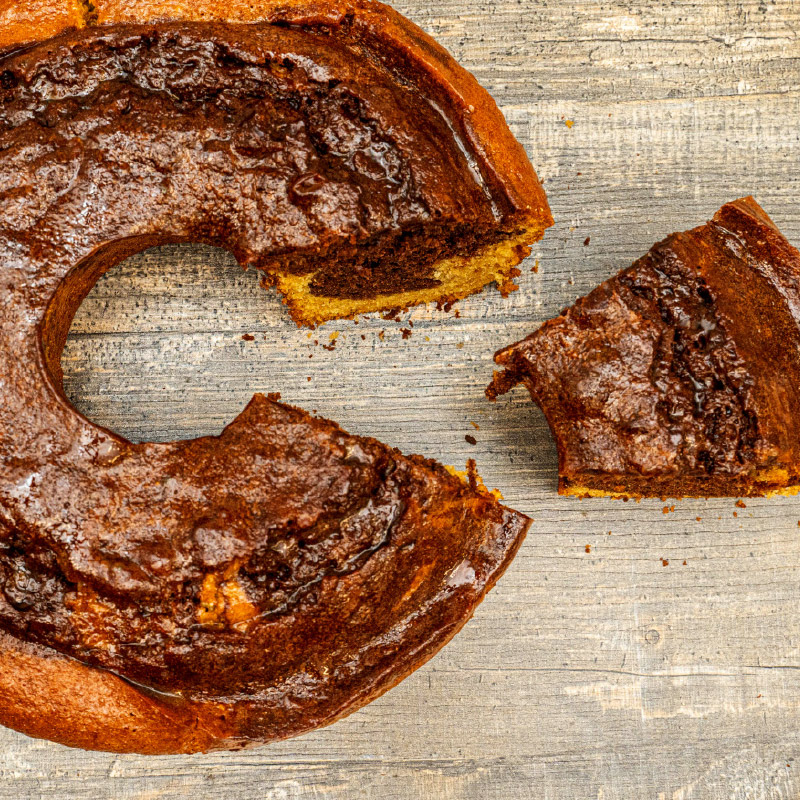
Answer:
[2,1,800,798]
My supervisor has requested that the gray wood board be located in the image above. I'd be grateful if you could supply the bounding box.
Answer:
[2,1,800,798]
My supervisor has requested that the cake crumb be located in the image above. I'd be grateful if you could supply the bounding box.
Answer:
[683,560,688,566]
[465,435,477,446]
[565,119,575,129]
[531,260,540,273]
[585,545,591,554]
[424,336,431,342]
[456,342,465,349]
[241,334,255,341]
[662,506,675,514]
[465,459,479,492]
[733,511,738,518]
[361,334,366,340]
[307,377,311,382]
[696,517,702,522]
[378,330,385,341]
[401,328,412,340]
[662,559,670,567]
[736,500,747,509]
[583,237,591,246]
[437,297,459,313]
[471,421,480,430]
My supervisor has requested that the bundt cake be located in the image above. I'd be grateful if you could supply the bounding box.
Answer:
[0,0,535,753]
[488,197,800,500]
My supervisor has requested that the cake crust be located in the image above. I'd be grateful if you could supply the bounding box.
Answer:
[489,198,800,500]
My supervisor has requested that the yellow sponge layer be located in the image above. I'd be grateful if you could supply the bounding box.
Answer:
[273,223,546,328]
[562,467,800,501]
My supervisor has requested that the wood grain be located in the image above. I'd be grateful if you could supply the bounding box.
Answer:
[2,1,800,797]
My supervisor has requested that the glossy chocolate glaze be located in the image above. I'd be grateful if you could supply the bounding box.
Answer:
[0,20,531,747]
[489,198,800,498]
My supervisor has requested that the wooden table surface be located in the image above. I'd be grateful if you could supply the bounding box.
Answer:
[2,1,800,797]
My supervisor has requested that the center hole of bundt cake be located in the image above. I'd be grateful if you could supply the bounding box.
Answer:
[58,243,286,443]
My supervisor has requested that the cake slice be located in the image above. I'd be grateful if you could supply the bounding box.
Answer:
[488,197,800,499]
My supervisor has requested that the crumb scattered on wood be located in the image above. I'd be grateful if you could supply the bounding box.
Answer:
[662,559,670,567]
[565,119,575,128]
[583,237,591,246]
[736,500,747,509]
[465,435,477,446]
[401,328,412,339]
[585,545,591,554]
[241,334,255,341]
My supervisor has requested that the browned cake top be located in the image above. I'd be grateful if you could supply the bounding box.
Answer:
[489,198,800,498]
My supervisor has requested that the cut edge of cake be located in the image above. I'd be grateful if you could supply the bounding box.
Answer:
[277,222,545,327]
